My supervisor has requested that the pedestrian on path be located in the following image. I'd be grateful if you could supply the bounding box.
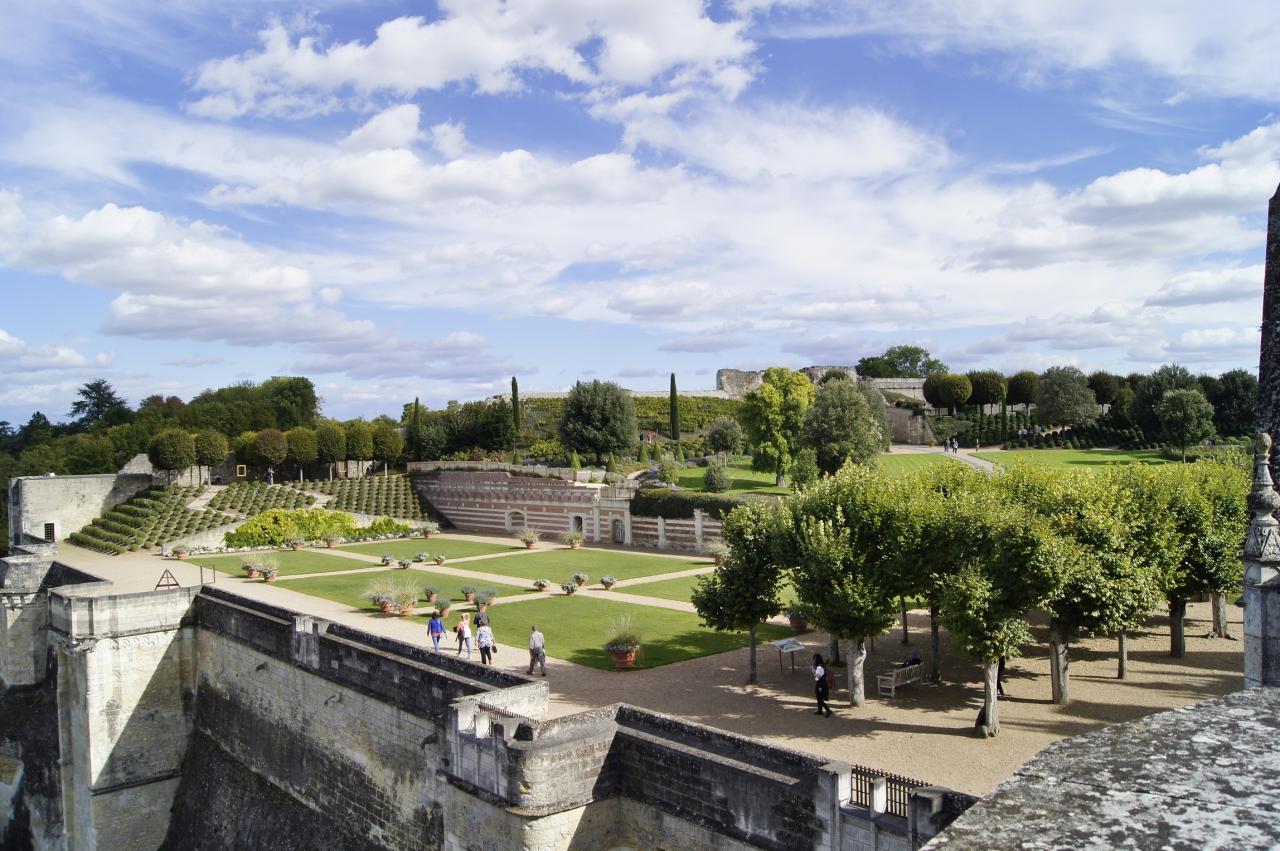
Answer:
[812,654,832,717]
[527,625,547,677]
[455,613,473,659]
[476,617,496,665]
[428,611,446,652]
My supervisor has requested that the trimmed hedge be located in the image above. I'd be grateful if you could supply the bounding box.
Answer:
[629,488,778,520]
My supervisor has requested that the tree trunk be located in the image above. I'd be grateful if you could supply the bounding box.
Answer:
[978,660,1000,737]
[828,635,841,666]
[1117,633,1128,679]
[328,464,333,481]
[929,605,941,683]
[747,623,758,685]
[900,599,909,644]
[1048,619,1070,704]
[843,638,867,706]
[1210,592,1236,639]
[1170,597,1187,658]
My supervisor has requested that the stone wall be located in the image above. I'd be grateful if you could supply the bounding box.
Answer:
[886,407,935,445]
[7,473,154,549]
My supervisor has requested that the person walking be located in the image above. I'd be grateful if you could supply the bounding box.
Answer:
[428,611,446,653]
[455,613,473,659]
[476,616,496,665]
[527,625,547,677]
[812,653,832,717]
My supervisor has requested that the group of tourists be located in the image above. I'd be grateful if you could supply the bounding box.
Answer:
[425,610,547,676]
[940,438,961,453]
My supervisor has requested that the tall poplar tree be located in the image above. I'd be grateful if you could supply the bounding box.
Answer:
[669,373,681,447]
[511,376,521,448]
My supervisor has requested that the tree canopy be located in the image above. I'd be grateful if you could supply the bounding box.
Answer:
[802,376,888,474]
[558,380,637,463]
[1157,388,1215,460]
[1132,364,1197,435]
[1034,366,1098,426]
[856,344,948,378]
[739,367,814,485]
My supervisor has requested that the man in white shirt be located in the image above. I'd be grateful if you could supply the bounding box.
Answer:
[528,625,547,677]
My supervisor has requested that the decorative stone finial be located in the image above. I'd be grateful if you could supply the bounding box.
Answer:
[1247,432,1280,561]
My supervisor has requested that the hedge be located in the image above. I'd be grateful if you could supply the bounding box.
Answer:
[628,488,779,520]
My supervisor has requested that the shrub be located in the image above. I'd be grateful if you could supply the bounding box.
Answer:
[703,464,732,493]
[561,581,577,594]
[601,575,617,588]
[603,613,642,653]
[572,572,589,586]
[658,458,680,484]
[460,584,478,596]
[629,489,765,520]
[533,578,551,590]
[474,590,498,606]
[562,530,584,545]
[517,529,541,544]
[224,508,357,548]
[789,449,819,488]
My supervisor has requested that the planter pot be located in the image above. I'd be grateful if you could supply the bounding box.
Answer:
[601,582,615,591]
[423,532,434,539]
[325,540,337,548]
[574,579,586,587]
[244,568,260,579]
[427,593,438,604]
[476,603,489,613]
[264,575,277,583]
[291,544,301,551]
[789,617,808,633]
[564,588,576,596]
[569,541,582,550]
[524,541,537,549]
[434,558,446,565]
[438,607,452,617]
[175,553,188,561]
[610,649,638,670]
[399,606,415,617]
[464,593,475,603]
[379,601,394,613]
[713,554,727,566]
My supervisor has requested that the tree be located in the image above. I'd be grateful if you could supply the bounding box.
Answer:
[69,379,127,427]
[406,398,424,462]
[147,429,196,483]
[372,423,405,475]
[691,503,786,684]
[739,367,814,486]
[511,377,522,446]
[1211,369,1258,437]
[286,426,318,481]
[706,416,743,455]
[802,376,887,474]
[261,376,318,430]
[924,373,971,415]
[1110,386,1137,428]
[233,431,258,466]
[1034,367,1098,426]
[559,380,638,464]
[194,429,228,484]
[965,370,1006,409]
[315,422,346,480]
[1157,389,1215,461]
[857,345,947,378]
[669,373,681,447]
[346,421,374,473]
[254,428,289,476]
[1006,371,1039,413]
[1132,364,1197,435]
[1087,371,1124,407]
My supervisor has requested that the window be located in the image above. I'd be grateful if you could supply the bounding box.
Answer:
[43,523,55,542]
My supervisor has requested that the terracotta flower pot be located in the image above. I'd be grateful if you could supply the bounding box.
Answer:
[291,544,301,551]
[244,568,260,579]
[464,593,475,603]
[175,553,188,561]
[524,541,536,549]
[399,605,415,616]
[325,540,337,548]
[713,554,727,566]
[379,601,394,613]
[570,541,582,550]
[434,557,446,565]
[601,582,615,591]
[789,617,808,633]
[610,649,638,670]
[476,603,489,613]
[427,592,438,604]
[264,575,277,583]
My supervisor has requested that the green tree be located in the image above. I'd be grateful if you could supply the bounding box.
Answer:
[315,422,346,480]
[194,429,228,483]
[1087,371,1124,406]
[147,428,196,483]
[1132,364,1197,435]
[1006,371,1040,413]
[706,416,743,455]
[965,370,1007,409]
[372,423,405,475]
[1109,386,1137,428]
[69,379,127,427]
[1211,369,1258,436]
[1034,366,1098,426]
[691,503,787,684]
[286,426,318,481]
[1157,388,1215,461]
[857,345,947,378]
[254,428,289,475]
[407,398,424,462]
[740,367,814,486]
[802,376,887,474]
[233,431,258,466]
[559,380,638,463]
[924,373,972,414]
[346,421,374,471]
[261,376,318,430]
[511,376,522,446]
[669,373,681,445]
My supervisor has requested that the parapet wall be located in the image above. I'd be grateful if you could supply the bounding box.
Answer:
[7,473,154,549]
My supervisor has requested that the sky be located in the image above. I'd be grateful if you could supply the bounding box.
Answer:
[0,0,1277,424]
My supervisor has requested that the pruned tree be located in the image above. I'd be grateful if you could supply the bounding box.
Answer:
[802,375,887,474]
[706,416,743,455]
[1132,363,1197,435]
[690,502,786,685]
[740,367,815,486]
[1034,366,1098,427]
[147,428,196,484]
[254,428,289,475]
[559,380,637,464]
[924,373,972,415]
[965,370,1007,409]
[315,422,346,480]
[346,421,374,474]
[1210,369,1258,437]
[1006,370,1039,413]
[1087,371,1125,407]
[194,429,228,484]
[669,373,681,448]
[372,423,405,475]
[1156,388,1215,461]
[286,426,318,481]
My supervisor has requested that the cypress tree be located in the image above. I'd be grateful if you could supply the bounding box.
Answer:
[669,373,681,446]
[511,376,521,445]
[410,397,423,462]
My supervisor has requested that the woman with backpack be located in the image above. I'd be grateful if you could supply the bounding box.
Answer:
[812,653,832,717]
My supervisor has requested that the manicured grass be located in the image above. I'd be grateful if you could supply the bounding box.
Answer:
[875,454,961,475]
[338,537,519,561]
[278,569,533,612]
[613,573,707,602]
[973,449,1173,469]
[675,459,790,494]
[461,548,710,584]
[454,595,791,670]
[190,550,370,577]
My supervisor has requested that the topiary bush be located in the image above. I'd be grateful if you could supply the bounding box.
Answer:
[703,464,732,493]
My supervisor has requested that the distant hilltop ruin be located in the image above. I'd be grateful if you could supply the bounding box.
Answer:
[715,367,927,401]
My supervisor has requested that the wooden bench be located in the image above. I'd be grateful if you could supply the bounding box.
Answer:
[877,664,923,698]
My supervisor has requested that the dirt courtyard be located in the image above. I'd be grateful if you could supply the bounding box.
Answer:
[526,600,1244,796]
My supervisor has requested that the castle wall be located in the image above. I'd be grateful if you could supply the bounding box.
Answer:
[8,475,154,549]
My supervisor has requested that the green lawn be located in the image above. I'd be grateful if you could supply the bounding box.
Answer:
[973,449,1172,469]
[457,548,709,584]
[191,550,369,577]
[278,569,533,612]
[675,459,789,494]
[614,573,707,602]
[875,454,961,475]
[338,538,520,561]
[452,595,790,670]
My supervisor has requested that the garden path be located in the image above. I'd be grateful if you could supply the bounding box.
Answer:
[184,485,226,511]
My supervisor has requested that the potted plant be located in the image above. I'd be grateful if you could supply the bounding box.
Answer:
[603,615,642,669]
[434,554,446,565]
[437,601,452,618]
[787,606,809,633]
[561,581,577,596]
[397,559,411,570]
[172,546,189,561]
[533,578,551,592]
[706,543,730,567]
[600,576,617,590]
[385,580,418,617]
[474,590,496,612]
[414,552,427,563]
[423,584,440,604]
[460,584,477,603]
[562,530,584,549]
[260,565,279,583]
[572,572,588,587]
[324,536,339,549]
[380,554,393,565]
[288,540,303,552]
[365,578,396,613]
[241,561,260,579]
[421,522,439,538]
[517,529,541,549]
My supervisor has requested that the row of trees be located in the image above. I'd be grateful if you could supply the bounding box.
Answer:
[693,457,1248,737]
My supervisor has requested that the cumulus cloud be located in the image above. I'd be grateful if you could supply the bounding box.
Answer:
[340,104,423,151]
[1145,266,1262,307]
[0,328,114,371]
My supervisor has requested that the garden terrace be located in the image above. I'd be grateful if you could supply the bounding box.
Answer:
[206,482,316,515]
[288,474,428,519]
[67,486,230,554]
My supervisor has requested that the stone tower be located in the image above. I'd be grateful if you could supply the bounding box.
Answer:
[1259,182,1280,480]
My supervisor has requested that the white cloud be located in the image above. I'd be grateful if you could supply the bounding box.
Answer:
[1169,327,1259,355]
[1145,266,1262,307]
[0,328,113,372]
[340,104,423,151]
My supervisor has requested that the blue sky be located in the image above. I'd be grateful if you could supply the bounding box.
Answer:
[0,0,1277,424]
